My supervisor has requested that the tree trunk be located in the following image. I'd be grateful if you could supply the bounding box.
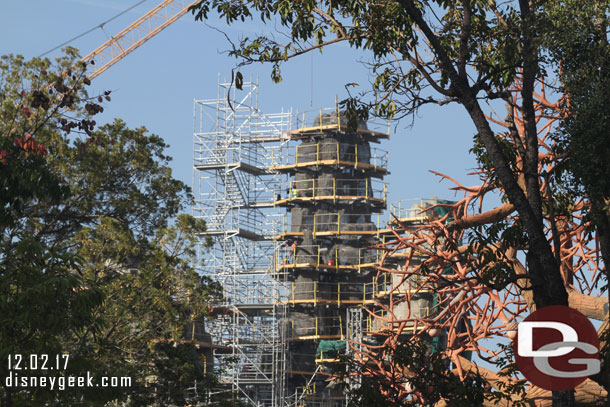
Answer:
[552,390,575,406]
[399,1,574,405]
[589,197,610,394]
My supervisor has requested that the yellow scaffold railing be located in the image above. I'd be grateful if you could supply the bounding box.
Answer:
[275,212,386,238]
[287,310,441,342]
[272,142,389,173]
[275,178,387,206]
[276,245,382,271]
[290,106,391,138]
[280,273,432,307]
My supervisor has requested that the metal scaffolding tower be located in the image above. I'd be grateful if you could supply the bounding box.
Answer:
[193,87,400,407]
[193,79,291,407]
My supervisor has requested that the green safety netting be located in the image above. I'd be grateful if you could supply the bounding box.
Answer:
[432,199,456,219]
[316,340,346,358]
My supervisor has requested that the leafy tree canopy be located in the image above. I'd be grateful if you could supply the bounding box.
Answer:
[1,52,222,407]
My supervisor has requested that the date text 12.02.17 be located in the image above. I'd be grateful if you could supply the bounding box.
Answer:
[8,354,69,371]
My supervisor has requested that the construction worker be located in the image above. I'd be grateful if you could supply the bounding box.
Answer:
[291,181,299,198]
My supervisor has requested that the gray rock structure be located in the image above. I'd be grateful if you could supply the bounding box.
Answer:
[273,110,389,406]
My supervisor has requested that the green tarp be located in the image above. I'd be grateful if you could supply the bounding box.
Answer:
[316,340,346,358]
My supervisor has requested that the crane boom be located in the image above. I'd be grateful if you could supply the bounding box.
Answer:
[81,0,201,80]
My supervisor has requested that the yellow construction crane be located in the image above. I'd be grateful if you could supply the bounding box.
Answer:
[80,0,202,80]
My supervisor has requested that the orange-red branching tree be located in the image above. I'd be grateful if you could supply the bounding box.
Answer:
[351,78,608,406]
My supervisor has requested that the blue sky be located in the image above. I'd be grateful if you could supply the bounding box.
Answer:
[1,0,481,207]
[5,1,606,380]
